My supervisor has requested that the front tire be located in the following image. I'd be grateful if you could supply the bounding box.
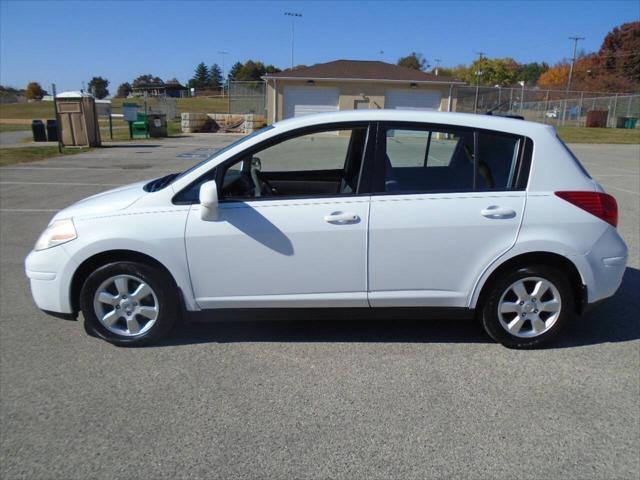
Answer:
[79,261,178,346]
[480,265,574,349]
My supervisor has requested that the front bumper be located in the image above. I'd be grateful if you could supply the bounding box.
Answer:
[25,245,78,315]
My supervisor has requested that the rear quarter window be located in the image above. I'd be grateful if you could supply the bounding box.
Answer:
[557,136,592,179]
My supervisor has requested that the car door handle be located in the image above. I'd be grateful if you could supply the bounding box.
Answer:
[324,212,360,224]
[481,206,516,219]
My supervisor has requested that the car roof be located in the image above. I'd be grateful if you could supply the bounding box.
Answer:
[273,109,555,138]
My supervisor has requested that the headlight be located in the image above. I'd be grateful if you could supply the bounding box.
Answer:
[34,218,77,251]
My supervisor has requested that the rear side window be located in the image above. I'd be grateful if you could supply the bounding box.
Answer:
[476,132,521,190]
[381,125,523,194]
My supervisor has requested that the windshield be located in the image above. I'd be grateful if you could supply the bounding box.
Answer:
[171,125,274,184]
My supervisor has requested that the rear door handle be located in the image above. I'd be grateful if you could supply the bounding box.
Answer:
[481,205,516,219]
[324,212,360,224]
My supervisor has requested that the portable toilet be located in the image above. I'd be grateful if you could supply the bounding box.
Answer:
[55,91,101,147]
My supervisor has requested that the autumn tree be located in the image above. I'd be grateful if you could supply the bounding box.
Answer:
[599,21,640,83]
[25,82,45,100]
[537,63,570,89]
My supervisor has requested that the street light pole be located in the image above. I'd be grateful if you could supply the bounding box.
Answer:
[473,52,484,114]
[218,50,228,95]
[284,12,302,69]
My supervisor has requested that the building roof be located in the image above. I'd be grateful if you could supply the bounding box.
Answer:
[263,60,465,84]
[57,91,94,98]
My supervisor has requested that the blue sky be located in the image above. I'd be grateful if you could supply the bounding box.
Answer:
[1,0,638,92]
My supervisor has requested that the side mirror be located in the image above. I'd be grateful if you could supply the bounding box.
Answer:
[199,180,218,221]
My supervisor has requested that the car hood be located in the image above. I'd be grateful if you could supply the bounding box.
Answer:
[52,180,148,221]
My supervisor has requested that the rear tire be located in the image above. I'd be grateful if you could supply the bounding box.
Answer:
[79,261,178,346]
[480,265,573,349]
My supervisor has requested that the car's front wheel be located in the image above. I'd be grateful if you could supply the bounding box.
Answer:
[79,261,178,346]
[480,265,574,348]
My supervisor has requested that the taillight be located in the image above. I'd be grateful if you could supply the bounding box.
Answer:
[555,191,618,227]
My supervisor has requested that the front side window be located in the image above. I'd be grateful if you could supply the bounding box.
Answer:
[382,125,521,193]
[220,127,368,200]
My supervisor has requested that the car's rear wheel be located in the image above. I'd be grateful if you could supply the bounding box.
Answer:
[480,265,573,348]
[79,261,177,346]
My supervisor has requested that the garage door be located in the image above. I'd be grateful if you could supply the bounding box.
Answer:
[385,89,442,111]
[284,86,339,119]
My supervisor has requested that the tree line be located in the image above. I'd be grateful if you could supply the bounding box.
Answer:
[398,21,638,92]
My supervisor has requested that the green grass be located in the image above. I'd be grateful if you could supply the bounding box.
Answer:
[0,146,91,166]
[556,127,640,144]
[0,102,55,119]
[109,97,228,114]
[0,123,31,132]
[0,97,228,123]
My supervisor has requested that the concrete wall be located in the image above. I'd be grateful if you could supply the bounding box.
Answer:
[266,79,458,123]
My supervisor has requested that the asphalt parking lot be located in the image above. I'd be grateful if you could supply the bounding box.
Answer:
[1,136,638,479]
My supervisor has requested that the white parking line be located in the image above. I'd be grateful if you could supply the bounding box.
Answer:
[0,166,167,172]
[0,208,58,212]
[0,181,123,187]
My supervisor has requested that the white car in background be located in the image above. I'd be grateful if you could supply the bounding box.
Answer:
[25,110,627,348]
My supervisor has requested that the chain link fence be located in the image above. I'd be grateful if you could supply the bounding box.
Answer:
[229,81,266,115]
[454,85,639,127]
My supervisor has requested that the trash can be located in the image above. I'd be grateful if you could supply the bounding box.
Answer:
[147,113,168,138]
[132,113,148,139]
[31,120,47,142]
[624,117,637,129]
[46,119,59,142]
[616,116,627,128]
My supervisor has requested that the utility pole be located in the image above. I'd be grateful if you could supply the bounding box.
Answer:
[473,52,484,114]
[562,36,584,125]
[284,12,302,70]
[434,58,442,76]
[566,36,584,93]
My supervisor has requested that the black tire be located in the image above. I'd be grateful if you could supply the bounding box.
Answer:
[479,265,574,349]
[79,261,178,346]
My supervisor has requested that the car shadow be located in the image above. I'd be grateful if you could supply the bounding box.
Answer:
[155,267,640,348]
[218,204,294,256]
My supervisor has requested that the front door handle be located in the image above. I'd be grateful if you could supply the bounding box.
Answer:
[481,205,516,219]
[324,211,360,224]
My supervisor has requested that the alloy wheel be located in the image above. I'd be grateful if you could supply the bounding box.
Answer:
[497,276,562,338]
[93,274,159,337]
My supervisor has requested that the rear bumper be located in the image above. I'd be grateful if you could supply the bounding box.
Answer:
[571,227,628,304]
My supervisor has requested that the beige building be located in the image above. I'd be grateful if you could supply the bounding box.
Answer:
[263,60,465,124]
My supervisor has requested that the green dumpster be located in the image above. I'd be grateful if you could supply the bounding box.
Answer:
[624,117,637,129]
[132,113,148,138]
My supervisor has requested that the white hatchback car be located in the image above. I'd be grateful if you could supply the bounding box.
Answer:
[25,111,627,348]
